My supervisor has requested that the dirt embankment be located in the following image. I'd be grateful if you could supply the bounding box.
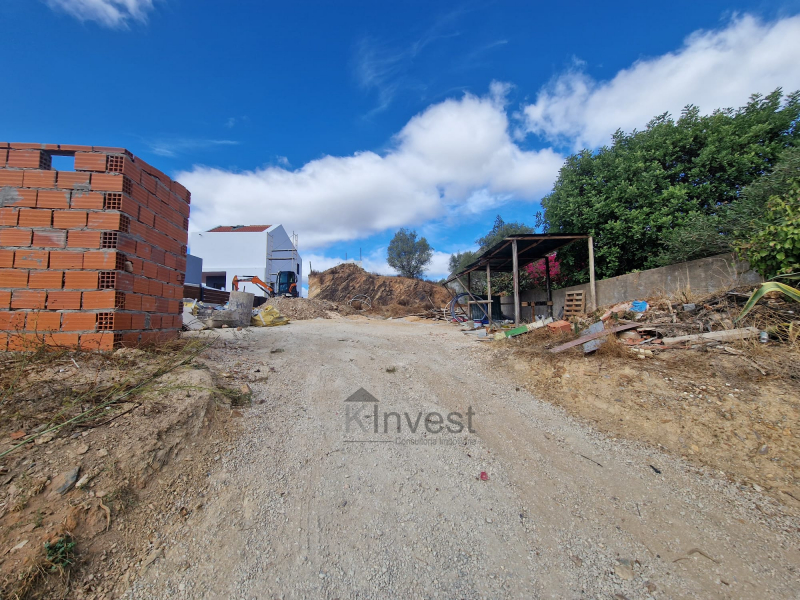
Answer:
[308,263,450,316]
[495,325,800,507]
[0,341,244,599]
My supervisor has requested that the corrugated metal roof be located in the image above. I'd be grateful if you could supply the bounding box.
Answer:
[445,233,589,283]
[207,225,272,232]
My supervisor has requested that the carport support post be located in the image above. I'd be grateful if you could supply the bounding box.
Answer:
[545,255,553,318]
[486,263,492,327]
[512,239,520,325]
[467,271,471,294]
[588,236,597,311]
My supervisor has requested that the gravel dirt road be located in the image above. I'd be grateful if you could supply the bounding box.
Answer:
[128,317,800,599]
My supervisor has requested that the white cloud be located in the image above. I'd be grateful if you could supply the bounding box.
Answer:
[523,15,800,150]
[148,138,239,158]
[45,0,156,27]
[179,85,564,249]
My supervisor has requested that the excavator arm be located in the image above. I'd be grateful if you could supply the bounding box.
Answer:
[232,275,274,297]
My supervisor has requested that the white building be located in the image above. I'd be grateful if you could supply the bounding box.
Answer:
[189,225,302,294]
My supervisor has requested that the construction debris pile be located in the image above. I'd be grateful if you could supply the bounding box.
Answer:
[182,299,290,330]
[309,263,450,316]
[447,284,797,364]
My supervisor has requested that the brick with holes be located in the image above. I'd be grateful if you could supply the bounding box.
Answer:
[47,291,82,310]
[141,295,156,312]
[64,271,98,290]
[0,208,18,227]
[133,276,149,294]
[70,191,104,209]
[82,290,125,310]
[32,230,67,248]
[80,332,120,351]
[45,333,80,348]
[53,210,88,229]
[90,173,132,195]
[124,293,142,311]
[36,190,70,209]
[0,269,29,288]
[57,171,91,190]
[18,208,52,228]
[49,250,83,269]
[61,312,98,331]
[74,152,108,172]
[7,150,50,169]
[87,212,127,231]
[11,290,47,309]
[14,250,49,269]
[0,171,24,187]
[0,250,14,268]
[0,311,26,330]
[28,271,63,289]
[83,251,125,270]
[1,188,37,208]
[98,271,133,292]
[26,311,61,331]
[22,170,57,189]
[67,230,102,249]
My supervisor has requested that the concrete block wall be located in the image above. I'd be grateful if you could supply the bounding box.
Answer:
[504,253,763,321]
[0,143,190,351]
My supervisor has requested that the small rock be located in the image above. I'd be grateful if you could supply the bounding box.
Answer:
[570,555,583,567]
[97,449,109,458]
[645,581,657,593]
[614,559,634,581]
[140,548,163,570]
[75,444,89,455]
[10,540,28,552]
[758,444,769,455]
[240,384,252,395]
[35,433,55,445]
[50,466,80,496]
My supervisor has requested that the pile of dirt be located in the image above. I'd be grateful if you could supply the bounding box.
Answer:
[263,296,355,320]
[308,263,450,316]
[0,340,241,599]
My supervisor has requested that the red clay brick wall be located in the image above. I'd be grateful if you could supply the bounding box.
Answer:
[0,143,190,351]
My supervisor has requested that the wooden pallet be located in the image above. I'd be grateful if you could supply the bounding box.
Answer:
[564,291,585,316]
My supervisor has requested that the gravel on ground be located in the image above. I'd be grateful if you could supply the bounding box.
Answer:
[127,316,800,599]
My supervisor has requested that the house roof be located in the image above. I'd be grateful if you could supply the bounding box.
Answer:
[444,233,589,284]
[207,225,272,233]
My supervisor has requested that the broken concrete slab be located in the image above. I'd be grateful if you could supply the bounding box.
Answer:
[661,327,760,345]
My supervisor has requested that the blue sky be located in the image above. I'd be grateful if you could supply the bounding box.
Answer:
[3,1,800,288]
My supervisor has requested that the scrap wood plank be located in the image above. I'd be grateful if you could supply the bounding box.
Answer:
[661,327,760,346]
[550,323,640,353]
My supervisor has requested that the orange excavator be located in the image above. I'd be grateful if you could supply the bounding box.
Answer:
[232,272,299,298]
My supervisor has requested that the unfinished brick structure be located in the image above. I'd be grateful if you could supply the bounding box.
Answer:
[0,143,190,351]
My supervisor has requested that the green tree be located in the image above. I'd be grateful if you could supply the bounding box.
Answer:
[448,216,534,295]
[476,215,533,251]
[387,228,433,279]
[657,146,800,266]
[539,89,800,286]
[736,183,800,278]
